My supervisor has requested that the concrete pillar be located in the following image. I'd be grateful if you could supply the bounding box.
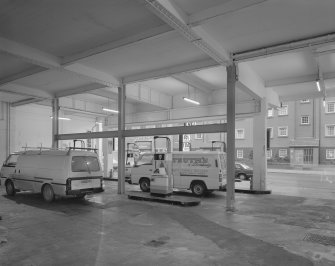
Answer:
[226,63,236,211]
[118,84,126,194]
[6,102,10,157]
[251,98,267,191]
[102,138,109,178]
[52,98,59,149]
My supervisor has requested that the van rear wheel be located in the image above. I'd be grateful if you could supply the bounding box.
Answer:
[42,184,55,203]
[5,180,15,196]
[139,178,150,192]
[191,182,207,197]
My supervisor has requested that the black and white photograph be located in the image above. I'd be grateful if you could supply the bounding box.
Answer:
[0,0,335,265]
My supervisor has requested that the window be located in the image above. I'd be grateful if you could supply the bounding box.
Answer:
[278,126,288,137]
[300,116,310,125]
[326,149,335,159]
[278,105,288,116]
[279,149,287,158]
[72,156,100,172]
[300,99,310,103]
[326,102,335,113]
[267,127,273,138]
[266,149,272,159]
[235,129,245,139]
[194,133,203,140]
[325,124,335,136]
[267,108,274,117]
[236,149,243,159]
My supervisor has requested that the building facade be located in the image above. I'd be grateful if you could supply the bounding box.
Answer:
[235,97,335,166]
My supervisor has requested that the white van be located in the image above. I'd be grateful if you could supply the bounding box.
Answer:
[131,151,227,196]
[1,149,104,202]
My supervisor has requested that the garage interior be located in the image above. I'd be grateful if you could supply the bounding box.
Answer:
[1,0,335,265]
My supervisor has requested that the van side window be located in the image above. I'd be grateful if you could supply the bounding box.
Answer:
[72,156,100,172]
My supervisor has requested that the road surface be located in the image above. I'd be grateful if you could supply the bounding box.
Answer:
[236,172,335,200]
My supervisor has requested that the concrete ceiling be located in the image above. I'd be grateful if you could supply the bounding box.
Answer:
[1,0,335,119]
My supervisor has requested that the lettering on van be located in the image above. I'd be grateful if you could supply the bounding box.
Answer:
[172,157,211,168]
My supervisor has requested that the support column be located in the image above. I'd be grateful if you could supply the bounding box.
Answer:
[226,63,236,211]
[118,84,126,194]
[52,98,59,149]
[251,98,268,192]
[6,102,10,157]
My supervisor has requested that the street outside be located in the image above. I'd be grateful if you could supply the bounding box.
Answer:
[236,170,335,200]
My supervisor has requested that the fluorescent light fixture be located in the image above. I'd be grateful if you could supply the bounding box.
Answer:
[183,97,200,105]
[50,116,71,121]
[316,80,321,92]
[102,107,119,113]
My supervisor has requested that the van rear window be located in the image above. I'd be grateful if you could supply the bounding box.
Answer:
[72,156,100,172]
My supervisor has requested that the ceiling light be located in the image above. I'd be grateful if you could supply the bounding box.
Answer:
[323,98,326,107]
[183,97,200,105]
[316,80,321,92]
[102,107,119,113]
[50,116,71,121]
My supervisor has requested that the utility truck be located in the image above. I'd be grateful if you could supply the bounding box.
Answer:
[131,151,227,196]
[1,147,104,202]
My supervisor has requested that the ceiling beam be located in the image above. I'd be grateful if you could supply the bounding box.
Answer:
[0,66,46,87]
[124,58,218,83]
[62,24,173,65]
[142,0,231,66]
[233,32,335,62]
[0,83,53,99]
[57,123,227,140]
[56,83,107,98]
[188,0,267,27]
[279,91,324,102]
[172,72,215,92]
[0,37,61,68]
[266,72,335,87]
[11,98,43,107]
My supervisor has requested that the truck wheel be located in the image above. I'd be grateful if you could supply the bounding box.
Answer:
[139,178,150,192]
[238,173,247,181]
[5,180,15,196]
[191,182,207,197]
[42,184,55,203]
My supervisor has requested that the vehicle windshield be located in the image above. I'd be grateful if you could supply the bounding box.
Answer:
[5,154,20,166]
[240,163,251,169]
[72,156,100,172]
[136,155,153,165]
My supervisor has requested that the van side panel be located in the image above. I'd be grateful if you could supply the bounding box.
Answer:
[172,153,220,190]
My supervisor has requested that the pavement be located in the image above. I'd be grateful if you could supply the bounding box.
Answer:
[1,181,335,266]
[267,164,335,175]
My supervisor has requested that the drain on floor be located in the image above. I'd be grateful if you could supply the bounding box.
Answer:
[304,233,335,246]
[145,236,170,247]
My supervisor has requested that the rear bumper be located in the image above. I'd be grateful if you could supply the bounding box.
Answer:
[66,187,104,195]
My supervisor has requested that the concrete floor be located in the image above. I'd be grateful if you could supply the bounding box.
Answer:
[1,181,335,266]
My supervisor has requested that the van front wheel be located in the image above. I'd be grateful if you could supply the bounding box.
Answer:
[191,182,207,197]
[5,180,15,196]
[42,184,55,203]
[139,178,150,192]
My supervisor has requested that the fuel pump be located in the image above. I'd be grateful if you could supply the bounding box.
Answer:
[150,136,173,196]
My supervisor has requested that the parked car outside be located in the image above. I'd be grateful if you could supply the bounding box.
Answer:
[235,162,253,181]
